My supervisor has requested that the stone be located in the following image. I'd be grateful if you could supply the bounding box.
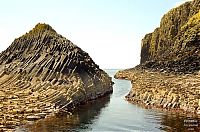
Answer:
[0,23,113,130]
[115,69,200,114]
[114,0,200,115]
[172,102,177,108]
[163,102,168,108]
[139,0,200,74]
[26,115,41,121]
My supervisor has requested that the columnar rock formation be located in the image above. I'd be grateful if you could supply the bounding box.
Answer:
[115,0,200,115]
[140,0,200,73]
[115,69,200,114]
[0,23,113,130]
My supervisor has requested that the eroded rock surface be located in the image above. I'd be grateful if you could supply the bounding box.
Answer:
[0,23,113,131]
[115,69,200,114]
[115,0,200,116]
[140,0,200,73]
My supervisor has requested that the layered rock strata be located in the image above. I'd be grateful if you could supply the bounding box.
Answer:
[0,23,113,131]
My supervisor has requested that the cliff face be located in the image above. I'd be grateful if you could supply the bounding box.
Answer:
[0,23,113,130]
[115,0,200,117]
[141,0,200,69]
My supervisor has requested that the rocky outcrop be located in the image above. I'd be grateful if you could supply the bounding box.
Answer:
[115,69,200,114]
[115,0,200,116]
[140,0,200,73]
[0,23,113,131]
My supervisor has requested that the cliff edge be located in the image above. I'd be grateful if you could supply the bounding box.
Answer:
[0,23,113,130]
[115,0,200,117]
[140,0,200,73]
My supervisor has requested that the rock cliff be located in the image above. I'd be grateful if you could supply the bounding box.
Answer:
[115,0,200,117]
[0,23,113,130]
[140,0,200,73]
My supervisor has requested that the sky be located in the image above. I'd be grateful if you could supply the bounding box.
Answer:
[0,0,192,69]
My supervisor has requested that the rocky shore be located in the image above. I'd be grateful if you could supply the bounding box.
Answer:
[114,0,200,118]
[0,23,113,131]
[115,69,200,115]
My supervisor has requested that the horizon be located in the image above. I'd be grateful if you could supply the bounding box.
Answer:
[0,0,191,69]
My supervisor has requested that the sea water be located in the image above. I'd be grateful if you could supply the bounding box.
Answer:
[17,69,199,132]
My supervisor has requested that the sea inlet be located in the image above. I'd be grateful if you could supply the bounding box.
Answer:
[17,69,200,131]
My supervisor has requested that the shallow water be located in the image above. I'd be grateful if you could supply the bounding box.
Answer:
[17,69,200,131]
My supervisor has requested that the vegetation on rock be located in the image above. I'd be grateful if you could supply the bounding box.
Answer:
[115,0,200,117]
[140,0,200,74]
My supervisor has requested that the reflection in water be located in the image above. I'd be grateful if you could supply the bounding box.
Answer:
[159,113,200,131]
[22,96,111,132]
[17,69,200,131]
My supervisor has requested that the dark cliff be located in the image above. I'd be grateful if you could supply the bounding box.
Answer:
[0,23,113,130]
[140,0,200,73]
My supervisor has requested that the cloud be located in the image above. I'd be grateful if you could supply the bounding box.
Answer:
[174,0,193,7]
